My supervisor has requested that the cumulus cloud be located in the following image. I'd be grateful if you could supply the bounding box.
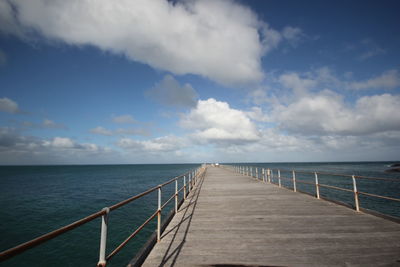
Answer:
[0,0,290,85]
[348,70,400,90]
[272,92,400,136]
[117,135,186,152]
[90,126,149,136]
[42,119,67,129]
[0,128,111,164]
[112,114,136,124]
[90,126,113,136]
[181,98,260,144]
[246,107,271,123]
[278,72,317,96]
[146,75,198,108]
[282,26,304,46]
[0,97,20,113]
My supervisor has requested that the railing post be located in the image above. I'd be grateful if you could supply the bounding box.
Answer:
[314,172,320,199]
[267,169,271,183]
[255,168,258,179]
[183,175,187,200]
[97,207,110,267]
[189,172,192,191]
[270,169,274,184]
[292,170,297,192]
[262,168,265,182]
[352,175,360,212]
[157,186,162,242]
[175,179,178,213]
[278,169,281,187]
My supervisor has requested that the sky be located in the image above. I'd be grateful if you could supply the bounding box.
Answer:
[0,0,399,165]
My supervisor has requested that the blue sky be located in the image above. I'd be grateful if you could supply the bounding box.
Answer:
[0,0,399,164]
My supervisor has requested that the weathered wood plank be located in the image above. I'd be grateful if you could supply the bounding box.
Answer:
[139,166,400,267]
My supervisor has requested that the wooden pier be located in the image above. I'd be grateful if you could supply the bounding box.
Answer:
[140,166,400,266]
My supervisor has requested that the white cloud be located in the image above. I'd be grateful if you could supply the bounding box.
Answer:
[0,128,114,164]
[146,75,198,107]
[0,97,20,113]
[278,72,317,96]
[282,26,304,46]
[181,98,260,144]
[112,114,136,124]
[348,70,400,90]
[90,126,113,136]
[273,92,400,136]
[1,0,289,86]
[246,107,271,122]
[47,137,75,148]
[115,128,150,136]
[90,126,150,136]
[358,38,386,60]
[42,119,67,129]
[117,135,185,152]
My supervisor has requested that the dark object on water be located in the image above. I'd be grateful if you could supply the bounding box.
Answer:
[385,167,400,173]
[390,163,400,167]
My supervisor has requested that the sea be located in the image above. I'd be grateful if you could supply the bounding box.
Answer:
[0,162,399,267]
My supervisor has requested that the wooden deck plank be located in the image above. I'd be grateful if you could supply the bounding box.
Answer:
[140,166,400,267]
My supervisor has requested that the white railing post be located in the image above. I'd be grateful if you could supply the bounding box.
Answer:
[250,167,252,177]
[175,179,178,213]
[97,207,110,267]
[262,168,265,182]
[157,186,162,242]
[278,169,281,187]
[256,168,258,180]
[270,169,274,184]
[189,173,191,192]
[267,169,271,183]
[314,172,320,199]
[352,175,360,212]
[292,170,297,192]
[183,175,187,199]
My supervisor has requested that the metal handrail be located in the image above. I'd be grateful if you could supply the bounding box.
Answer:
[226,164,400,215]
[0,166,206,267]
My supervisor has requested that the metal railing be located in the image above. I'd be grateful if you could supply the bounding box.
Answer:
[225,165,400,215]
[0,166,207,266]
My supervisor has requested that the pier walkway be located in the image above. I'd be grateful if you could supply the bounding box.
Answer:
[140,166,400,266]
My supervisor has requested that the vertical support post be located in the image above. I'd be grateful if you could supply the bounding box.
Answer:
[292,170,297,192]
[157,186,162,242]
[278,169,281,187]
[97,207,110,267]
[262,168,265,182]
[352,175,360,212]
[270,169,274,184]
[256,168,258,180]
[189,173,192,191]
[250,167,252,177]
[183,175,187,200]
[175,179,178,213]
[314,172,320,199]
[267,169,271,183]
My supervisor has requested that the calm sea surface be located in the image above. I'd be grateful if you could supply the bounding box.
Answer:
[0,162,399,266]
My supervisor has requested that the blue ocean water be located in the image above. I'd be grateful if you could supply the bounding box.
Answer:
[0,162,399,267]
[0,164,199,267]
